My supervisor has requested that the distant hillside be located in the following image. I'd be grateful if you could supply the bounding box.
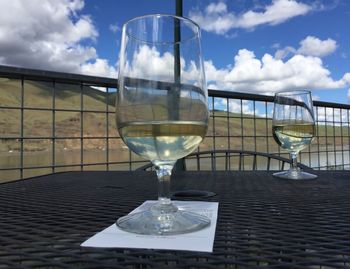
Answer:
[0,78,345,153]
[1,77,116,107]
[0,78,118,152]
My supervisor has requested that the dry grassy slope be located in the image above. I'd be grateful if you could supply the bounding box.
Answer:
[0,78,345,152]
[0,78,118,151]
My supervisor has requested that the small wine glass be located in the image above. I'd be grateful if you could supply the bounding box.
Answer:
[272,90,317,180]
[116,14,210,235]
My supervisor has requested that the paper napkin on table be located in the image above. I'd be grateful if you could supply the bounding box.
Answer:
[81,200,218,252]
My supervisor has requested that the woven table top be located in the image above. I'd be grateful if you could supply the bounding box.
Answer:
[0,170,349,268]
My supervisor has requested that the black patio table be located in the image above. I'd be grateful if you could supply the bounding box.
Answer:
[0,170,350,268]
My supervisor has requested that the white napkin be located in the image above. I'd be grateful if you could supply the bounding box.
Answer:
[81,200,219,252]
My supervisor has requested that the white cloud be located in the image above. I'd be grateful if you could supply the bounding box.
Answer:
[123,45,204,85]
[189,3,235,35]
[120,43,350,96]
[276,36,337,59]
[229,100,255,115]
[0,0,116,77]
[274,46,297,59]
[81,58,117,78]
[316,107,348,125]
[298,36,337,57]
[343,73,350,84]
[206,2,227,14]
[237,0,311,28]
[206,48,350,94]
[189,0,312,34]
[109,23,121,33]
[126,45,175,80]
[204,60,228,83]
[213,98,256,115]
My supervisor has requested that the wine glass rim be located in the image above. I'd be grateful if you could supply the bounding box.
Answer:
[275,90,311,96]
[122,14,201,45]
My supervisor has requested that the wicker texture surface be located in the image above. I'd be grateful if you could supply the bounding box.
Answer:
[0,171,350,268]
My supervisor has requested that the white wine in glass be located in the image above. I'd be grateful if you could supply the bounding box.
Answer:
[116,14,210,235]
[272,90,317,180]
[119,121,207,162]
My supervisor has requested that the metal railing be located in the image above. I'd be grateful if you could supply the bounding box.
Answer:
[0,65,349,182]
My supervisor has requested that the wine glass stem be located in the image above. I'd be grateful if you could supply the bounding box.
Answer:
[290,152,299,171]
[155,162,175,205]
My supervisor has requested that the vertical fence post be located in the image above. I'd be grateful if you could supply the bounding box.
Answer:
[20,77,24,179]
[174,0,186,171]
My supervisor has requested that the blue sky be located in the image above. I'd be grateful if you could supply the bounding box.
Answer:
[0,0,350,104]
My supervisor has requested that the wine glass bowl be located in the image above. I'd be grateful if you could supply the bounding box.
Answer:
[116,14,210,235]
[272,90,317,180]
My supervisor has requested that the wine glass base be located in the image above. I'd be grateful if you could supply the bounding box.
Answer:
[273,170,317,180]
[116,203,210,235]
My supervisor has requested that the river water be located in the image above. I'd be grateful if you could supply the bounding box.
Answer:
[1,147,349,183]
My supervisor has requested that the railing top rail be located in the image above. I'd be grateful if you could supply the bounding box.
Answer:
[208,89,350,110]
[1,65,349,109]
[0,65,118,87]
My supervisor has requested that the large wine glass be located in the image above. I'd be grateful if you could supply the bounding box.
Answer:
[272,90,317,180]
[116,14,210,235]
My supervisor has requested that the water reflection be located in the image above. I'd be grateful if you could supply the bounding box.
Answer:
[1,147,349,183]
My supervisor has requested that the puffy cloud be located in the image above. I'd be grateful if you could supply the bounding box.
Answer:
[204,60,228,83]
[0,0,116,77]
[276,36,337,59]
[81,58,117,78]
[189,5,235,35]
[121,43,350,96]
[123,45,204,84]
[208,48,349,93]
[237,0,311,28]
[343,73,350,84]
[189,0,312,34]
[126,45,175,80]
[298,36,337,57]
[206,2,227,14]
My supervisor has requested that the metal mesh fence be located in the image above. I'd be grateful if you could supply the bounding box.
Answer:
[1,66,349,182]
